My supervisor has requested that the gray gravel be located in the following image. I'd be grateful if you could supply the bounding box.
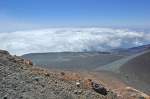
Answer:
[0,50,117,99]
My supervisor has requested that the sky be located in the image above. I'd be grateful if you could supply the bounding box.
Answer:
[0,0,150,32]
[0,0,150,55]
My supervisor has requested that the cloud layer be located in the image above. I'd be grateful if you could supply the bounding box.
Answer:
[0,27,150,55]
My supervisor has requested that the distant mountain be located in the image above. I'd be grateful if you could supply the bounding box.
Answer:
[22,44,150,70]
[22,52,124,70]
[111,44,150,55]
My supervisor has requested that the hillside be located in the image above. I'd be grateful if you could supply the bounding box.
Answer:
[96,50,150,95]
[111,44,150,55]
[120,50,150,82]
[1,49,150,98]
[120,50,150,94]
[22,52,124,70]
[0,50,118,99]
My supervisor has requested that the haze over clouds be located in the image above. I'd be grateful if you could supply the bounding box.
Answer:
[0,27,150,55]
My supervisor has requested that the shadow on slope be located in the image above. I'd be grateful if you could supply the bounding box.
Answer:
[96,50,150,95]
[111,44,150,55]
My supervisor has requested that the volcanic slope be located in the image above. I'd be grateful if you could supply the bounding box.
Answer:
[0,50,118,99]
[111,44,150,55]
[96,50,150,95]
[22,52,124,70]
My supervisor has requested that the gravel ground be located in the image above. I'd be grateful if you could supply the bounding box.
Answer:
[0,50,117,99]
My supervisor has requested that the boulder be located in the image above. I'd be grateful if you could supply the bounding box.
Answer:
[91,82,108,96]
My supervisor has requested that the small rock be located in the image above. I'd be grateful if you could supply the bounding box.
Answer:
[76,82,80,87]
[41,84,45,88]
[78,90,82,94]
[139,96,146,99]
[130,93,137,97]
[19,96,23,99]
[3,96,7,99]
[74,90,82,95]
[24,60,33,65]
[33,77,40,82]
[44,73,50,77]
[74,90,78,94]
[60,72,65,76]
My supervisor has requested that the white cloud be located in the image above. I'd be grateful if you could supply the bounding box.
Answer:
[0,27,149,55]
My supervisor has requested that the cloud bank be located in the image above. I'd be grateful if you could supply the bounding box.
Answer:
[0,27,150,55]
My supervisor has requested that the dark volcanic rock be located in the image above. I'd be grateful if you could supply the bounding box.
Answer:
[92,82,108,96]
[0,50,9,55]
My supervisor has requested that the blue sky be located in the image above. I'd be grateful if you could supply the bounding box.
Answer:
[0,0,150,54]
[0,0,150,31]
